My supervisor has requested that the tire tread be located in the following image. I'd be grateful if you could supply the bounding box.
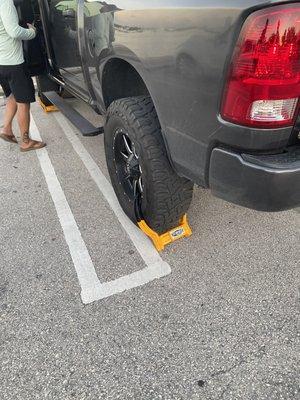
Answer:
[106,96,193,234]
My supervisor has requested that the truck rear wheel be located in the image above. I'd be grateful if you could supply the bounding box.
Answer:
[104,96,194,234]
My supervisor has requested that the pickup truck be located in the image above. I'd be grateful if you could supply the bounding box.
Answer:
[16,0,300,234]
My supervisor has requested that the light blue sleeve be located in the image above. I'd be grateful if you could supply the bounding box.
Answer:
[0,0,36,41]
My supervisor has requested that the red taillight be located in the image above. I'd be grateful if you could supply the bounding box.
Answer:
[221,4,300,128]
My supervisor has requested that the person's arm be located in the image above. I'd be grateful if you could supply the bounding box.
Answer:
[0,0,36,41]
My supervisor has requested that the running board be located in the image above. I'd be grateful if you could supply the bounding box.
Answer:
[43,91,103,136]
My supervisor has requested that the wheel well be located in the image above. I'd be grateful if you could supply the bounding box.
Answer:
[102,58,150,109]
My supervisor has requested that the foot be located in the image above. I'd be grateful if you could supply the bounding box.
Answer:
[20,132,46,152]
[0,130,18,144]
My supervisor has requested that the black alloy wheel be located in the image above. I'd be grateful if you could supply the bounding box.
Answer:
[113,129,143,202]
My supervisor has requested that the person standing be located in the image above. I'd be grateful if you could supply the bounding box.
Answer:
[0,0,45,151]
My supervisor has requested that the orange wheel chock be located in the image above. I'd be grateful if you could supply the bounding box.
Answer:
[138,214,192,252]
[38,97,58,113]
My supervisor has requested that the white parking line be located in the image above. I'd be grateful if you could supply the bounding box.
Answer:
[30,117,103,301]
[31,113,171,304]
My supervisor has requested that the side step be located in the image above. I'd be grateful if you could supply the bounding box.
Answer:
[43,91,104,137]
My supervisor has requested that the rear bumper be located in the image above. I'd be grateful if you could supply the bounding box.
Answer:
[209,146,300,211]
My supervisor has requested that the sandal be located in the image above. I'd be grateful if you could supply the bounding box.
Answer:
[0,132,18,144]
[20,133,46,152]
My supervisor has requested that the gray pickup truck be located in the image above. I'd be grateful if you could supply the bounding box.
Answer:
[17,0,300,233]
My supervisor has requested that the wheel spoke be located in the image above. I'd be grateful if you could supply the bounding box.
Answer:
[138,177,143,194]
[133,146,139,159]
[128,179,133,190]
[133,179,138,197]
[120,151,129,161]
[114,131,143,200]
[123,135,133,155]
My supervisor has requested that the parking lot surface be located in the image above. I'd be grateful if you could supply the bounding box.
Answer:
[0,100,299,400]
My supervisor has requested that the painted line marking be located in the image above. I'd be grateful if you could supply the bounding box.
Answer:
[31,113,171,304]
[30,116,102,299]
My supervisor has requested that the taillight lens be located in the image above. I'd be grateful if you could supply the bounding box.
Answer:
[221,4,300,128]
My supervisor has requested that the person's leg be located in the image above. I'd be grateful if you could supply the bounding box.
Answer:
[10,64,46,151]
[17,102,45,151]
[0,76,18,142]
[2,95,17,137]
[16,102,30,140]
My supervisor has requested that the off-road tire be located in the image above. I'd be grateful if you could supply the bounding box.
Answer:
[104,96,194,234]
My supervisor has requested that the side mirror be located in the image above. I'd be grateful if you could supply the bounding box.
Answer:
[62,9,76,19]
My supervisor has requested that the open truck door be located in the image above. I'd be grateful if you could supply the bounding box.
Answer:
[14,0,47,77]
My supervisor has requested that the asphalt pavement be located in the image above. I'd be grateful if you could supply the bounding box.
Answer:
[0,100,299,400]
